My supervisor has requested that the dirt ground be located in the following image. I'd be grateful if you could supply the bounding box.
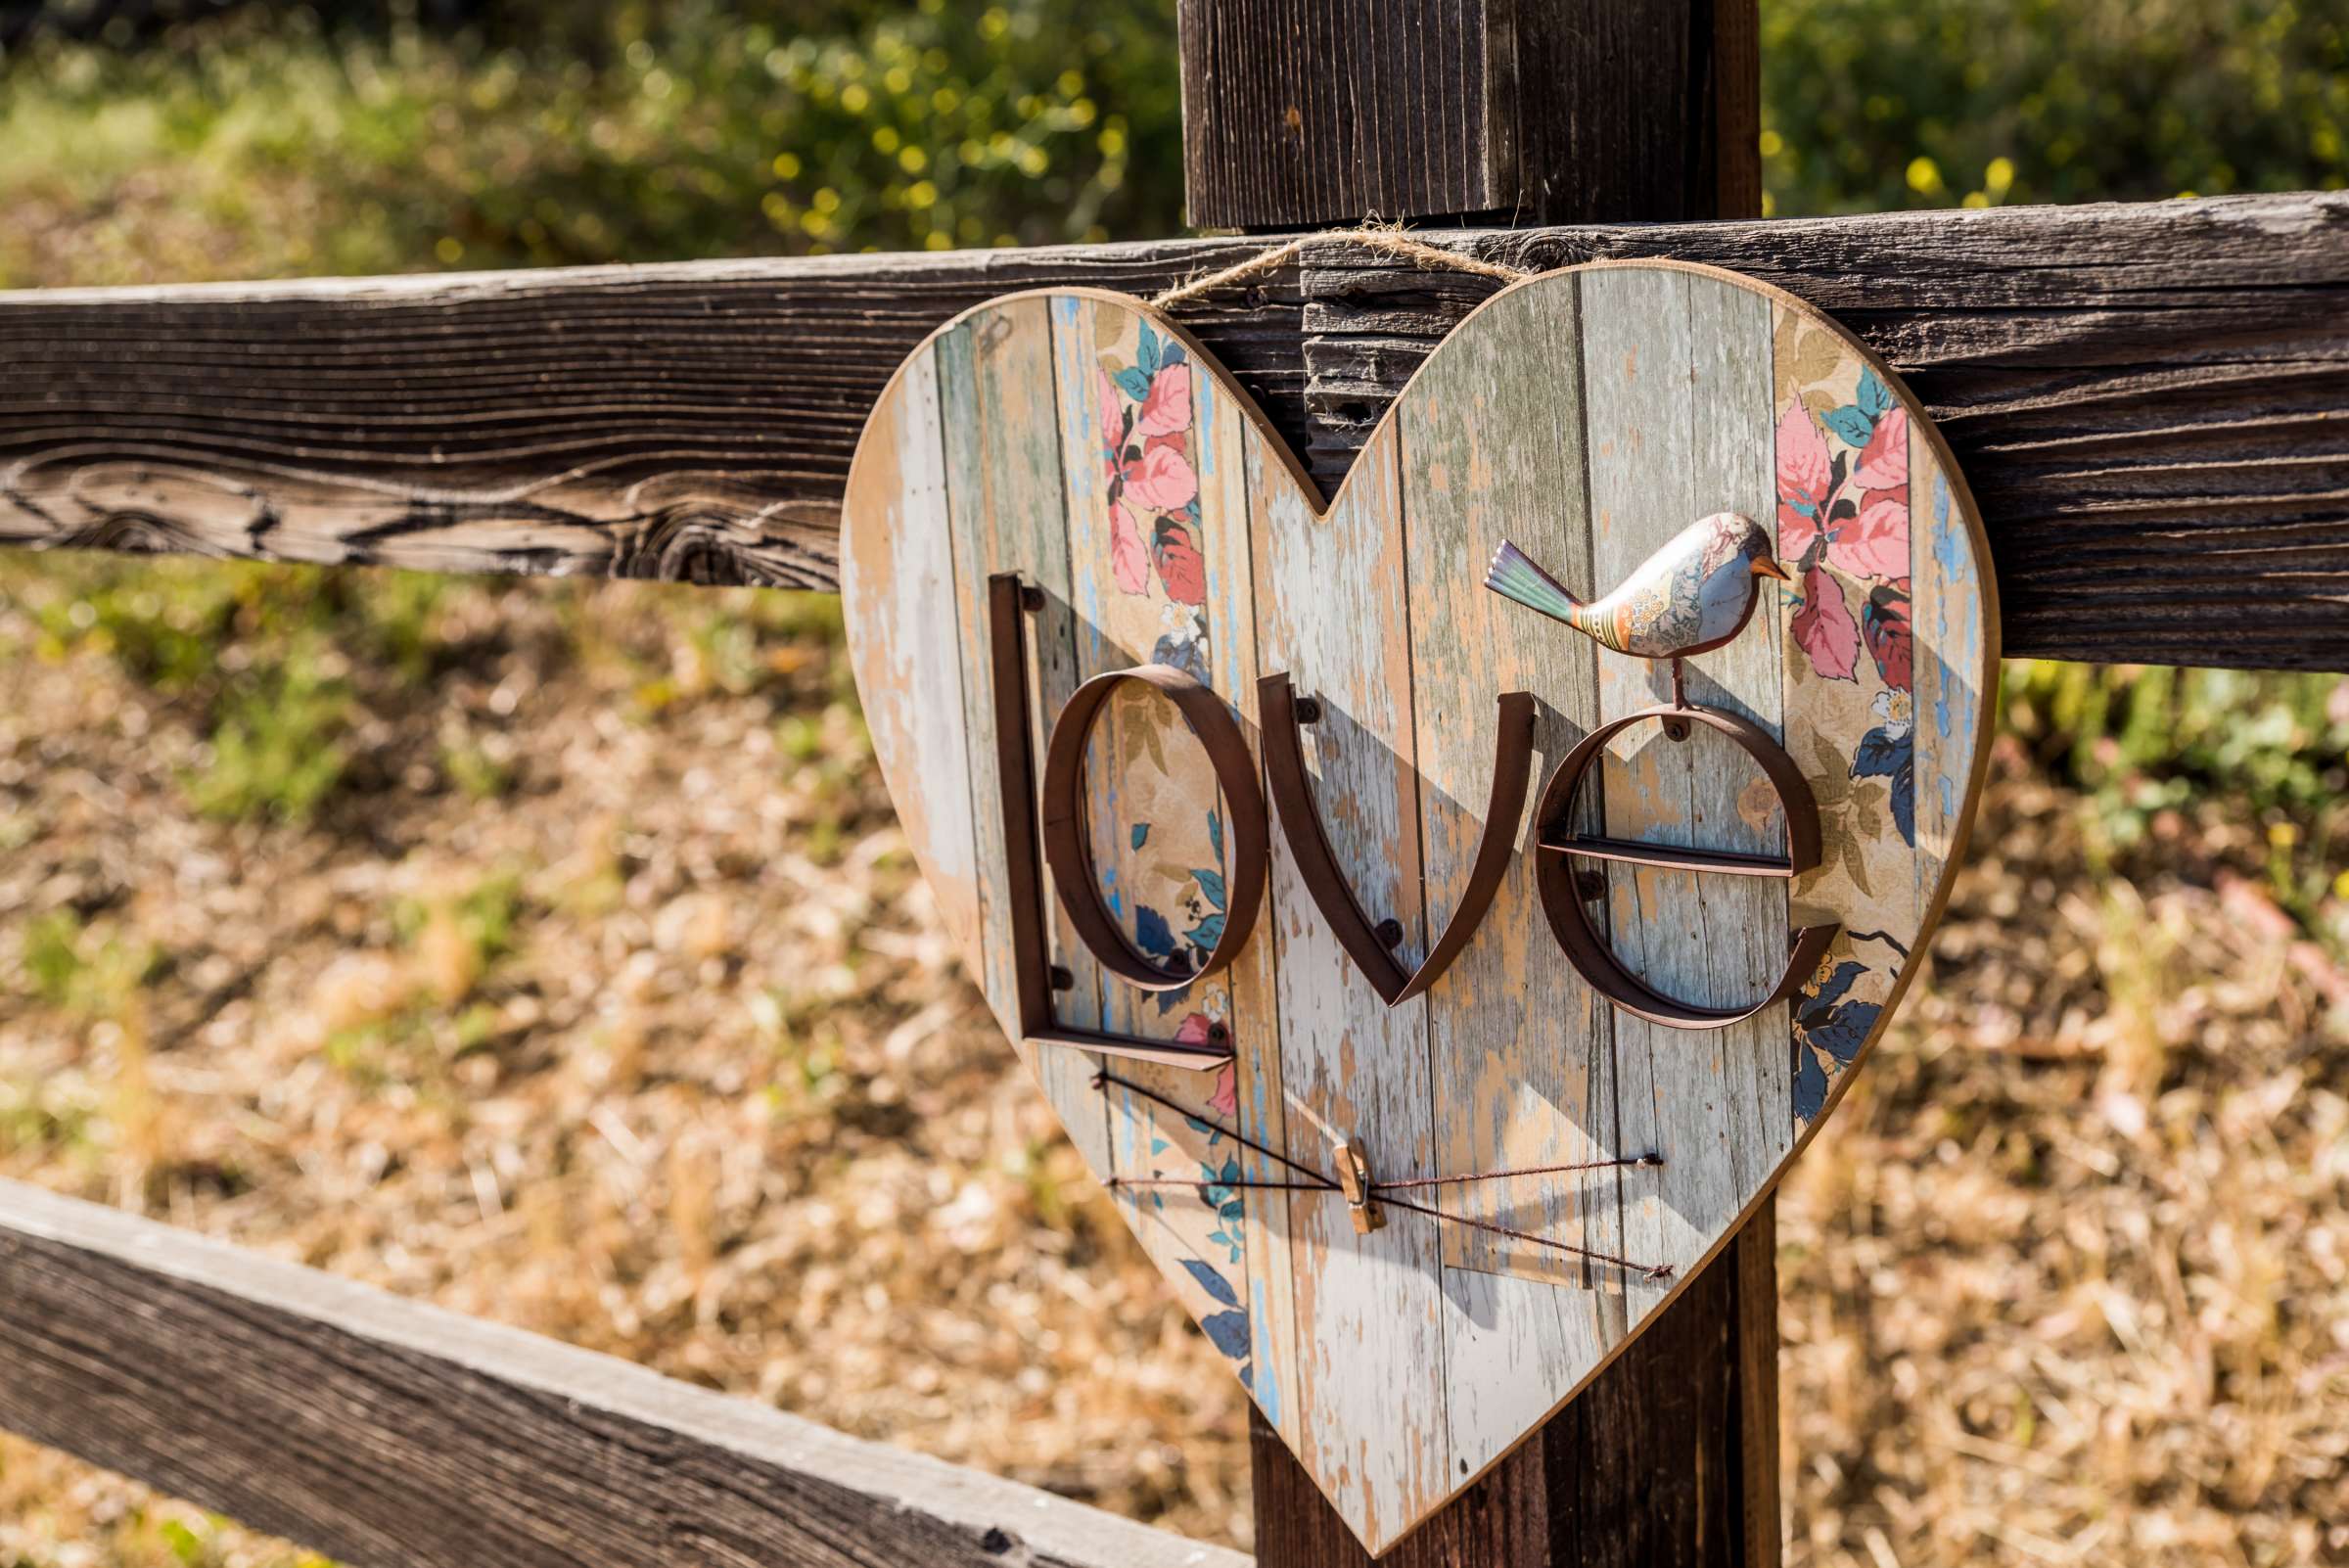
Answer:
[1,557,2343,1567]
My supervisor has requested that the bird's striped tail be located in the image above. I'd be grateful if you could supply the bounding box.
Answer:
[1485,540,1585,626]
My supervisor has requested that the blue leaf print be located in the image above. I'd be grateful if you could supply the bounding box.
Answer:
[1220,1156,1242,1186]
[1202,1314,1259,1360]
[1130,822,1151,851]
[1220,1199,1246,1222]
[1161,340,1187,370]
[1113,365,1153,402]
[1151,1137,1170,1155]
[1793,1046,1830,1122]
[1191,868,1227,910]
[1851,725,1916,848]
[1822,403,1876,448]
[1851,723,1910,780]
[1201,1309,1252,1360]
[1149,632,1209,685]
[1133,904,1176,959]
[1857,366,1895,418]
[1137,321,1162,379]
[1800,959,1867,1017]
[1207,809,1223,861]
[1806,999,1883,1067]
[1186,912,1226,953]
[1179,1258,1242,1309]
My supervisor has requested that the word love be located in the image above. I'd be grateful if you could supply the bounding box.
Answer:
[985,574,1839,1068]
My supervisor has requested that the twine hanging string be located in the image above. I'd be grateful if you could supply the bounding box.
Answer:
[1144,223,1535,311]
[1093,1070,1673,1282]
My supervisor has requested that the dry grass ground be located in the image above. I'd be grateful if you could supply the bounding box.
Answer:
[0,555,2343,1568]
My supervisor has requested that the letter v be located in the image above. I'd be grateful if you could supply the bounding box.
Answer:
[1258,673,1535,1007]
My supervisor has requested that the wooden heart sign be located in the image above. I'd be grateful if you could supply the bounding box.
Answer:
[842,263,1997,1554]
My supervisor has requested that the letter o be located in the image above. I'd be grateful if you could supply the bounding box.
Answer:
[1038,665,1268,992]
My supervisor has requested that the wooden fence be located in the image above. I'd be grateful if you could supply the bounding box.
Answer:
[2,2,2344,1565]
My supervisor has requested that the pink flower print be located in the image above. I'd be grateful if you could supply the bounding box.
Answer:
[1207,1059,1239,1121]
[1122,441,1198,514]
[1154,528,1207,606]
[1775,398,1833,558]
[1830,488,1910,580]
[1097,367,1124,438]
[1137,361,1194,438]
[1110,499,1151,594]
[1851,405,1908,491]
[1791,562,1861,681]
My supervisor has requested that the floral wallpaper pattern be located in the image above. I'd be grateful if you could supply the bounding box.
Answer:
[1070,302,1257,1386]
[1774,309,1920,1124]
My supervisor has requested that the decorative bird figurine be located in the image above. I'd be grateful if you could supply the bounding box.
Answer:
[1486,511,1790,661]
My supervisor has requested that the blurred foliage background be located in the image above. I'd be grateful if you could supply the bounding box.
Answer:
[2,0,2346,281]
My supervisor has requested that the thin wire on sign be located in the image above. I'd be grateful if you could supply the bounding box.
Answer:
[1092,1070,1674,1281]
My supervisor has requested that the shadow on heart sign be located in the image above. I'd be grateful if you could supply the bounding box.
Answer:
[840,262,1999,1556]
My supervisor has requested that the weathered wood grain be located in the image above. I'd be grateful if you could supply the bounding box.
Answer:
[7,194,2348,669]
[1246,1219,1773,1568]
[0,1178,1246,1568]
[1175,0,1759,227]
[1582,265,1792,1314]
[1191,339,1307,1453]
[935,300,1113,1176]
[1394,276,1625,1478]
[839,345,982,965]
[1179,0,1509,228]
[1048,295,1265,1400]
[1247,419,1451,1549]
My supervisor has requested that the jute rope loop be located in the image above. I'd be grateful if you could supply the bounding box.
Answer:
[1145,224,1535,310]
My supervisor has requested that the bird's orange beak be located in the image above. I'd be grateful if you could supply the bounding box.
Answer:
[1751,556,1792,581]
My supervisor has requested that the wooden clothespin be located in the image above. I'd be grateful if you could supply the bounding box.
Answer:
[1332,1139,1383,1234]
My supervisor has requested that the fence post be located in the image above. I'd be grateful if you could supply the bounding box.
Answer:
[1177,4,1777,1563]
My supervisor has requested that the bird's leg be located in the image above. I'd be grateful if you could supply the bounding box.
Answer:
[1663,656,1691,742]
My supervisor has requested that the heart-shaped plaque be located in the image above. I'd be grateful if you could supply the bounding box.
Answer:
[842,263,1996,1554]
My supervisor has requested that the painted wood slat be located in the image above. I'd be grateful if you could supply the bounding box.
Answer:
[1580,266,1791,1315]
[1046,295,1264,1392]
[1247,419,1451,1546]
[1911,431,1984,916]
[842,346,986,988]
[936,300,1112,1176]
[1190,364,1307,1452]
[1770,301,1924,1130]
[1393,276,1628,1475]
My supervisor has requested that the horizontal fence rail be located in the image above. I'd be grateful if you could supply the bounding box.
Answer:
[3,192,2347,669]
[0,1179,1247,1568]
